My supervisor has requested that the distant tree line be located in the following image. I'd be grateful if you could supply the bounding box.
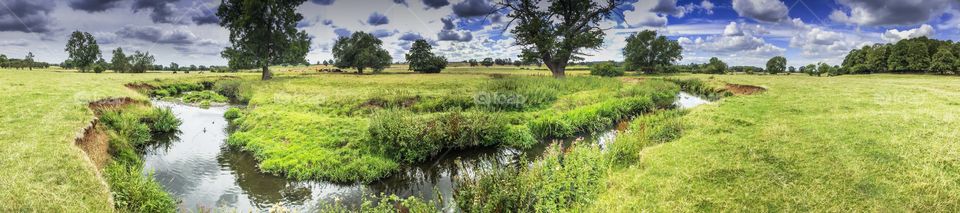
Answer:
[842,37,960,75]
[0,52,52,70]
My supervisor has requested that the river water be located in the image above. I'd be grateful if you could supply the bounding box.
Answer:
[143,92,710,211]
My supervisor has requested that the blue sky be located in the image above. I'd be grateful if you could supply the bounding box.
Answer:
[0,0,958,67]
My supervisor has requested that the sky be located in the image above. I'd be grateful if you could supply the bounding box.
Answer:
[1,0,959,67]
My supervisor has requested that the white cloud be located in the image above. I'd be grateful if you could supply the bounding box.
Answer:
[881,24,935,42]
[701,0,715,15]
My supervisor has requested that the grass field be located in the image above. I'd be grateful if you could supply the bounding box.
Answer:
[591,74,960,211]
[4,66,960,211]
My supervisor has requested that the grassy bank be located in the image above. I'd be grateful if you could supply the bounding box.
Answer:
[213,72,678,182]
[591,74,960,211]
[0,69,248,211]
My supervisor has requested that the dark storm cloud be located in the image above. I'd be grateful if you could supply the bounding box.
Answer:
[651,0,682,16]
[311,0,335,5]
[192,10,219,25]
[393,0,408,6]
[423,0,450,9]
[334,28,352,38]
[833,0,952,26]
[371,29,397,38]
[398,32,423,41]
[437,30,472,42]
[452,0,497,18]
[367,12,390,26]
[132,0,183,24]
[441,18,455,30]
[0,0,55,33]
[117,26,197,45]
[69,0,124,13]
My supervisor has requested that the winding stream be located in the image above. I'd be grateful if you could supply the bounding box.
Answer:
[142,92,710,211]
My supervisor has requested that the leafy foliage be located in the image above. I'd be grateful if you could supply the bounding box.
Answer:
[766,56,786,74]
[65,31,102,72]
[706,57,728,74]
[333,31,393,74]
[405,39,447,73]
[589,62,624,77]
[504,0,622,77]
[623,30,683,73]
[217,0,312,80]
[129,51,155,73]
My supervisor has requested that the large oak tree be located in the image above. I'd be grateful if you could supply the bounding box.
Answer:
[65,31,101,72]
[501,0,624,78]
[623,30,682,73]
[217,0,311,80]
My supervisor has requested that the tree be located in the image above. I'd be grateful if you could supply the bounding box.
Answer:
[405,39,447,73]
[816,62,833,77]
[322,60,329,66]
[706,57,727,74]
[766,56,786,75]
[110,48,129,73]
[788,66,796,73]
[24,52,35,70]
[623,30,683,73]
[129,51,155,73]
[0,54,6,68]
[169,62,180,72]
[502,0,623,78]
[65,31,101,72]
[218,0,312,80]
[332,31,392,74]
[481,58,494,67]
[930,46,956,75]
[468,59,479,67]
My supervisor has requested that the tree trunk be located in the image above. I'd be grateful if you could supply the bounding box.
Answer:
[261,65,272,80]
[357,67,364,75]
[545,61,566,78]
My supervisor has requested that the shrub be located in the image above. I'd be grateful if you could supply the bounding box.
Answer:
[147,107,181,133]
[92,63,106,73]
[213,80,252,103]
[100,109,152,147]
[151,82,204,97]
[224,107,242,121]
[590,62,624,77]
[181,90,228,104]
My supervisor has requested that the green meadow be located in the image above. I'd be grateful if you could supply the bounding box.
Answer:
[3,67,960,212]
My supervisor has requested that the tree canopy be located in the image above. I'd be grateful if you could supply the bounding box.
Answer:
[842,37,960,74]
[706,57,727,74]
[405,39,447,73]
[65,31,101,72]
[217,0,312,80]
[129,51,155,73]
[111,48,129,73]
[502,0,624,78]
[766,56,786,74]
[623,30,683,73]
[332,31,392,74]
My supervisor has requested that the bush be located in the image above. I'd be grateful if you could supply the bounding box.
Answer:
[181,90,228,104]
[590,62,624,77]
[92,64,106,73]
[224,107,242,121]
[147,107,181,133]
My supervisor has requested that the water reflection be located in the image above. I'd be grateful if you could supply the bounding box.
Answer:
[142,92,711,211]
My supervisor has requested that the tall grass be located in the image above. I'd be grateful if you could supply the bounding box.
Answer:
[97,105,181,212]
[665,77,731,99]
[368,110,536,163]
[455,143,607,212]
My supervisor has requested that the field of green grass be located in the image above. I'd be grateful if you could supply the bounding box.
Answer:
[4,65,960,211]
[591,74,960,211]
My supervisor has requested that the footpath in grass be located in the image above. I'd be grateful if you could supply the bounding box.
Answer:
[591,74,960,211]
